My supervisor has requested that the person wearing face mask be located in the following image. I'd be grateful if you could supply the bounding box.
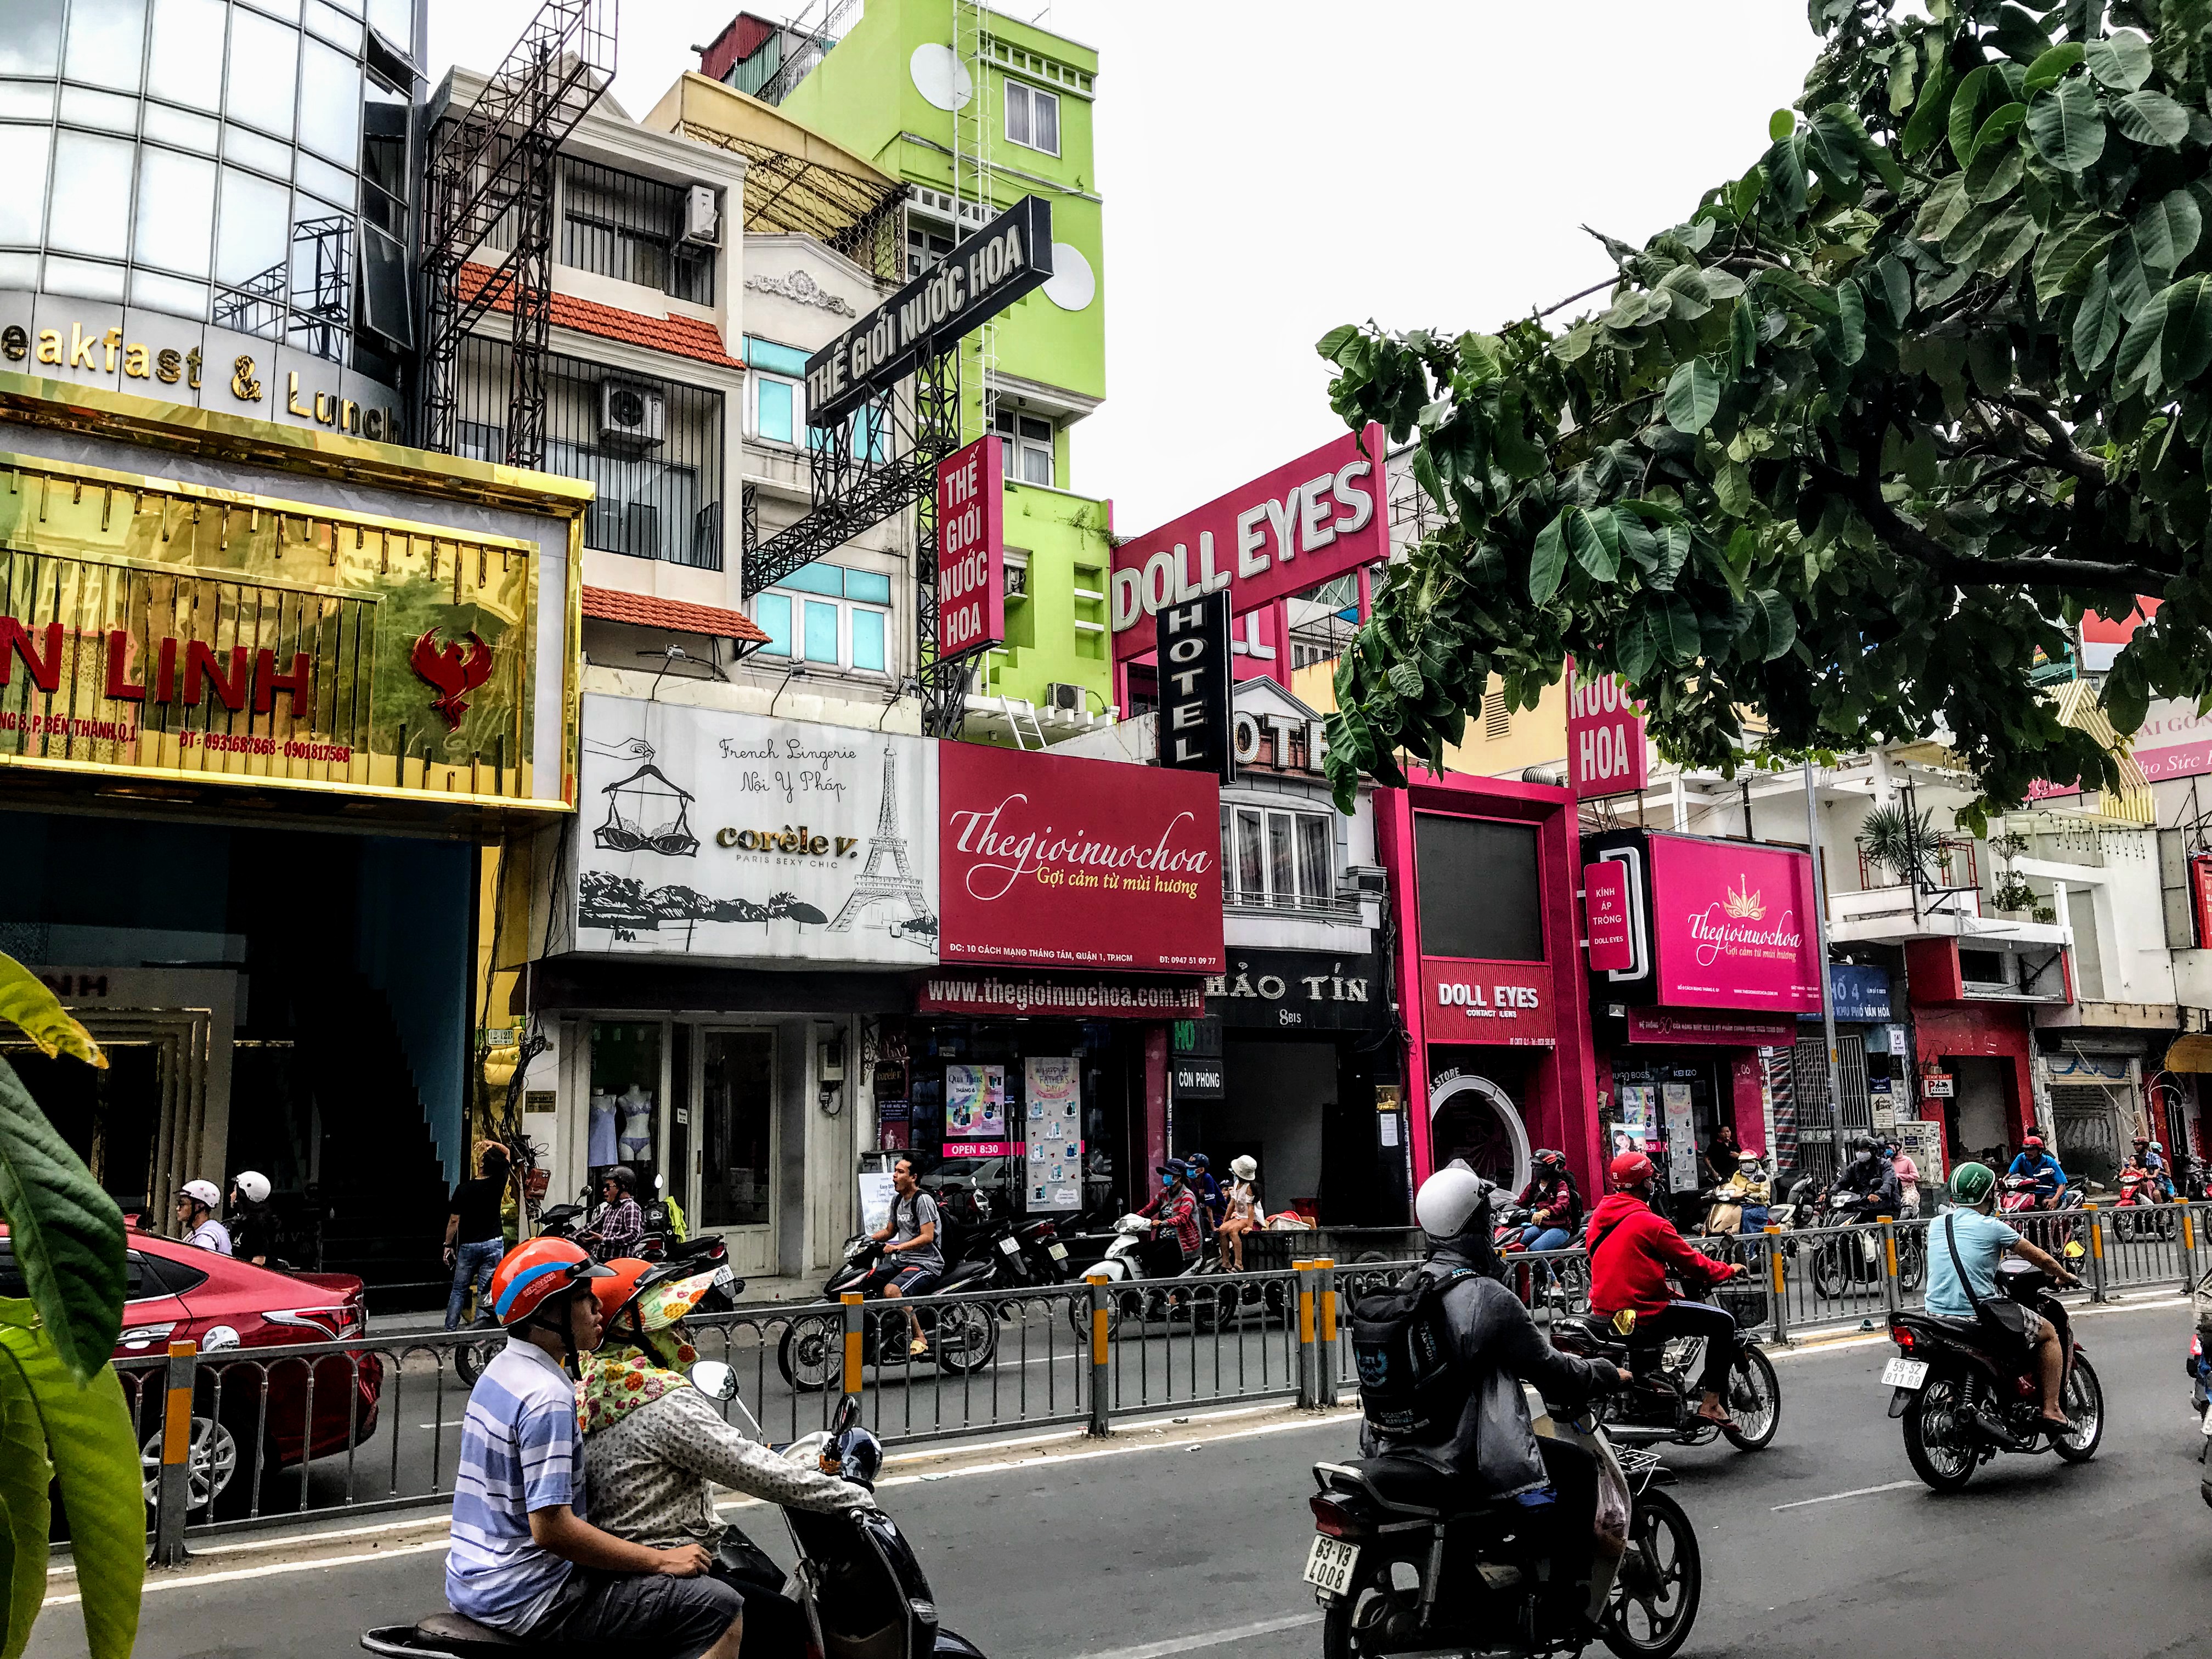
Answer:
[1831,1135,1903,1222]
[1135,1160,1203,1279]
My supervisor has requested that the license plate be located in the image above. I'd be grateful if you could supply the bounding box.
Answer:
[712,1266,735,1290]
[1881,1358,1928,1390]
[1048,1243,1069,1261]
[998,1236,1022,1255]
[1303,1534,1361,1595]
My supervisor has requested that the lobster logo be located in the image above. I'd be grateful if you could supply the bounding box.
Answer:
[409,630,494,729]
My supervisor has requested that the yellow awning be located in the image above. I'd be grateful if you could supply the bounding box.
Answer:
[2163,1034,2212,1073]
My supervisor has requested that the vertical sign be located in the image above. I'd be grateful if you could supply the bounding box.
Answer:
[2192,852,2212,948]
[1155,588,1234,782]
[1584,861,1635,972]
[937,435,1005,659]
[1567,659,1649,799]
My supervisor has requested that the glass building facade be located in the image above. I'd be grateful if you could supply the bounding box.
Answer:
[0,0,421,390]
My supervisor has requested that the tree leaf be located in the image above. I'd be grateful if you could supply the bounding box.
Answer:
[2085,29,2152,93]
[2026,76,2105,172]
[1914,174,1971,243]
[1529,513,1569,606]
[1763,135,1808,215]
[1313,325,1359,364]
[1661,597,1702,665]
[0,1313,143,1659]
[2114,91,2190,147]
[2107,228,2153,323]
[2133,190,2203,280]
[2114,282,2175,390]
[1832,282,1867,364]
[1901,54,1956,157]
[1657,263,1713,321]
[1966,133,2025,204]
[1949,64,1996,165]
[1976,208,2039,277]
[2023,42,2085,93]
[1663,357,1722,432]
[1970,103,2028,163]
[2033,214,2116,306]
[1567,508,1620,582]
[2163,274,2212,385]
[1617,611,1662,683]
[0,960,103,1070]
[1750,590,1798,662]
[0,1059,124,1383]
[1386,661,1425,699]
[2072,263,2123,370]
[0,1350,50,1659]
[1769,108,1795,142]
[1729,295,1758,377]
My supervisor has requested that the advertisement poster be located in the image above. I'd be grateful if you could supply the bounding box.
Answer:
[943,1063,1010,1158]
[1647,834,1823,1013]
[937,436,1005,659]
[1024,1056,1084,1212]
[1662,1081,1698,1189]
[1611,1085,1656,1161]
[857,1169,897,1235]
[1893,1119,1947,1185]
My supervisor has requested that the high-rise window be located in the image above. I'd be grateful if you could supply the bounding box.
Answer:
[751,562,893,674]
[1005,79,1059,156]
[994,408,1054,486]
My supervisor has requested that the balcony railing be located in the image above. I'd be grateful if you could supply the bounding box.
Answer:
[1854,835,1978,894]
[1223,889,1369,924]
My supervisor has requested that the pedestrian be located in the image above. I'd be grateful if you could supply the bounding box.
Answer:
[447,1142,514,1330]
[1886,1137,1921,1219]
[1701,1124,1742,1188]
[579,1166,645,1260]
[175,1180,232,1255]
[1217,1155,1266,1270]
[227,1170,277,1266]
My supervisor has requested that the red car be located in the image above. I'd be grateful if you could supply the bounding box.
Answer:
[1,1227,383,1521]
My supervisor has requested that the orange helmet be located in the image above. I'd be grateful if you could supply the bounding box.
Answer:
[590,1258,656,1332]
[490,1237,611,1328]
[591,1257,724,1339]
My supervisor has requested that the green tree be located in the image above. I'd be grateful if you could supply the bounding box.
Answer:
[1319,0,2212,825]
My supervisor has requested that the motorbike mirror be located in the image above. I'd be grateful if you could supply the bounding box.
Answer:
[656,1172,665,1193]
[689,1360,739,1402]
[832,1392,862,1436]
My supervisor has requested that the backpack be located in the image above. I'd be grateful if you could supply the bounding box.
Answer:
[1350,1268,1476,1437]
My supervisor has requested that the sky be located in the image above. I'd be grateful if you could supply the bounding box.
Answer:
[430,2,1826,533]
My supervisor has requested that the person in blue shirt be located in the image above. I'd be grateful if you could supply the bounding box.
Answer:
[2005,1135,2067,1207]
[1925,1162,2078,1432]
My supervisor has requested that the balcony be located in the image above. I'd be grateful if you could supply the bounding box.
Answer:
[1831,833,2069,949]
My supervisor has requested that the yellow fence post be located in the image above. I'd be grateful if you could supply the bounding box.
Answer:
[839,1291,865,1398]
[1294,1260,1318,1409]
[1087,1274,1112,1436]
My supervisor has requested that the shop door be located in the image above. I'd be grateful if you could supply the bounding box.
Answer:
[698,1029,777,1276]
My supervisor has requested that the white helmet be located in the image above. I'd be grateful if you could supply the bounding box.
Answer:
[179,1180,222,1209]
[1415,1161,1493,1241]
[1230,1155,1258,1180]
[232,1170,271,1204]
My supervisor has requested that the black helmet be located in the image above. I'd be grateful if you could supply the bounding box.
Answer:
[606,1165,637,1194]
[1532,1148,1565,1169]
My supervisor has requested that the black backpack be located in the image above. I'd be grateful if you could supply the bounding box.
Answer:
[1351,1268,1476,1437]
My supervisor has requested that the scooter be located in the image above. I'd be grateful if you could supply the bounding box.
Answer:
[1807,1192,1925,1299]
[363,1393,987,1659]
[776,1237,1001,1390]
[1552,1283,1781,1452]
[452,1231,738,1387]
[2114,1165,2179,1241]
[2000,1176,2092,1271]
[1069,1214,1242,1336]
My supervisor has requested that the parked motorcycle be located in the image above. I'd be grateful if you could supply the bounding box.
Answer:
[1882,1258,2102,1491]
[1305,1384,1701,1659]
[363,1395,986,1659]
[1551,1291,1780,1453]
[776,1236,1001,1390]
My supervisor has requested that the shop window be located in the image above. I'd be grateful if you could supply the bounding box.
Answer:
[1005,78,1060,156]
[751,561,893,674]
[1414,813,1543,960]
[1222,805,1336,912]
[994,408,1054,486]
[589,1022,662,1190]
[701,1029,774,1229]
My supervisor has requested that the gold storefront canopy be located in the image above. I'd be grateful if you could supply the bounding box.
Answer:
[2163,1034,2212,1074]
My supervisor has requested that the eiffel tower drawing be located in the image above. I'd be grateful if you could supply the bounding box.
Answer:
[828,744,935,940]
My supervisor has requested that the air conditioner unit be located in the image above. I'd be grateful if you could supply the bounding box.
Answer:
[599,380,665,448]
[1338,865,1388,899]
[680,184,721,246]
[1045,681,1086,713]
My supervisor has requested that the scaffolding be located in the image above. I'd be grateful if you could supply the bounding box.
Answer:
[417,0,618,465]
[952,0,997,440]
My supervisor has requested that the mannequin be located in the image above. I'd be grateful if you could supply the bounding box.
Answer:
[588,1091,619,1167]
[618,1084,654,1164]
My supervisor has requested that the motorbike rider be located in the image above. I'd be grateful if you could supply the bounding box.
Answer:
[580,1166,645,1258]
[1514,1149,1583,1252]
[1925,1161,2080,1434]
[866,1154,942,1357]
[1587,1152,1745,1428]
[1830,1136,1903,1221]
[2006,1135,2068,1209]
[1135,1159,1203,1278]
[227,1170,277,1265]
[2131,1135,2176,1201]
[1357,1164,1628,1627]
[1186,1152,1226,1231]
[1709,1152,1772,1236]
[174,1180,232,1255]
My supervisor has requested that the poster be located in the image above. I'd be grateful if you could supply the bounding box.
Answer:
[1893,1119,1947,1186]
[1662,1082,1699,1190]
[857,1169,897,1235]
[943,1064,1010,1158]
[1024,1056,1084,1212]
[1611,1085,1656,1162]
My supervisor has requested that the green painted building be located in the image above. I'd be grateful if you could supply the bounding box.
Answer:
[702,1,1117,731]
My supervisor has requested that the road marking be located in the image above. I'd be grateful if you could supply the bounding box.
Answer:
[1071,1612,1322,1659]
[45,1538,451,1603]
[1770,1479,1920,1511]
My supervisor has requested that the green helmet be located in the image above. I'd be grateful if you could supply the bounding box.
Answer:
[1950,1161,1996,1205]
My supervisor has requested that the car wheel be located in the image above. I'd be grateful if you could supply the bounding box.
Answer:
[139,1408,268,1521]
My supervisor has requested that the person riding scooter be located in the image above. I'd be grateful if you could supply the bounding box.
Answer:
[1925,1161,2080,1434]
[2006,1135,2067,1210]
[1513,1149,1583,1252]
[1831,1136,1903,1221]
[1587,1152,1745,1427]
[1707,1153,1772,1236]
[1133,1160,1203,1279]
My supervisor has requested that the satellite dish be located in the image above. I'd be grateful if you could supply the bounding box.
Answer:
[910,44,973,112]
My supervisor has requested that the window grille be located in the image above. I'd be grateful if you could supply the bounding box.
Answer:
[560,158,714,304]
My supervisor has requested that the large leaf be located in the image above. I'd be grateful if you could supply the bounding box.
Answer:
[2023,43,2085,94]
[0,960,102,1071]
[1748,590,1798,662]
[1528,513,1569,606]
[2033,213,2115,305]
[1566,508,1619,582]
[1949,64,1998,165]
[0,1309,140,1659]
[0,1060,123,1383]
[2073,264,2124,370]
[1660,597,1702,665]
[2026,76,2106,172]
[2114,90,2191,146]
[0,1348,49,1659]
[2114,282,2175,392]
[1663,357,1722,432]
[2163,274,2212,385]
[2134,190,2203,278]
[2085,29,2152,93]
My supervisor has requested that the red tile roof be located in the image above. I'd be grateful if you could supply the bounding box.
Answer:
[459,264,742,368]
[582,585,771,644]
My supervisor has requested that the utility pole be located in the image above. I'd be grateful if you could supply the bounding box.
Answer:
[1803,759,1846,1161]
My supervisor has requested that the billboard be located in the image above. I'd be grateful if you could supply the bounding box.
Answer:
[936,435,1005,659]
[1647,834,1822,1013]
[1567,660,1649,799]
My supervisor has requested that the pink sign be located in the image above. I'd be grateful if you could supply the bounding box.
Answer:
[1626,1008,1796,1046]
[942,1140,1018,1159]
[938,743,1224,973]
[1647,834,1822,1013]
[1108,425,1387,662]
[1584,861,1634,972]
[2137,737,2212,782]
[937,436,1005,658]
[1567,660,1649,798]
[1418,958,1558,1046]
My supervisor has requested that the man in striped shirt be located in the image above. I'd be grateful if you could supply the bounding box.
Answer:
[446,1239,744,1659]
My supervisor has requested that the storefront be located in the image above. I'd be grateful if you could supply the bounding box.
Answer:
[1904,939,2044,1173]
[1379,770,1595,1195]
[0,374,580,1297]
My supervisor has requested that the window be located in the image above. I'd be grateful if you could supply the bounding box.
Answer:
[752,562,894,674]
[906,219,955,278]
[561,158,714,304]
[1413,814,1543,960]
[1221,805,1336,911]
[1005,79,1060,156]
[994,408,1054,486]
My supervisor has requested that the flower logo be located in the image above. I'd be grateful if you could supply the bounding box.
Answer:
[1724,876,1765,919]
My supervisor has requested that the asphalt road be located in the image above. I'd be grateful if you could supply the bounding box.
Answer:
[34,1294,2208,1659]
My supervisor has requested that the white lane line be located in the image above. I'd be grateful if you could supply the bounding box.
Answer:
[1770,1479,1921,1511]
[46,1539,451,1603]
[1071,1613,1322,1659]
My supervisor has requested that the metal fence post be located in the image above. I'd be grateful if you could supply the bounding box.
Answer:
[1086,1275,1111,1437]
[151,1340,198,1567]
[1877,1216,1900,1317]
[2084,1205,2107,1304]
[839,1291,865,1399]
[1294,1260,1318,1409]
[1316,1259,1338,1408]
[1764,1228,1789,1346]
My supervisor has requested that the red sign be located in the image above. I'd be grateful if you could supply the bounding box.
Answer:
[1647,834,1822,1013]
[1108,425,1387,661]
[1624,1008,1796,1046]
[1584,861,1635,972]
[1419,958,1557,1046]
[942,1139,1018,1158]
[1567,660,1648,798]
[938,743,1224,972]
[2192,853,2212,949]
[917,973,1209,1019]
[937,436,1005,658]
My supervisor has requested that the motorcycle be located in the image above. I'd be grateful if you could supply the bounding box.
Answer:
[364,1394,987,1659]
[1067,1212,1251,1335]
[776,1236,1002,1390]
[2113,1166,2179,1242]
[1551,1288,1780,1453]
[1999,1176,2093,1272]
[1305,1384,1701,1659]
[1806,1192,1925,1300]
[1882,1257,2102,1492]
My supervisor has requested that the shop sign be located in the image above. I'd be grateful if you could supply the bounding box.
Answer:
[1023,1055,1084,1211]
[1206,949,1381,1031]
[806,196,1053,425]
[0,452,551,809]
[1108,425,1387,659]
[1624,1008,1796,1046]
[1820,962,1892,1022]
[577,697,939,963]
[1584,861,1635,972]
[1923,1070,1956,1099]
[2193,852,2212,948]
[1419,958,1556,1046]
[1567,659,1649,798]
[1647,833,1822,1013]
[1156,589,1233,782]
[939,742,1223,972]
[936,436,1004,659]
[916,972,1207,1019]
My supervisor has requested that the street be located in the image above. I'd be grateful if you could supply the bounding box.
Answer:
[37,1297,2208,1659]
